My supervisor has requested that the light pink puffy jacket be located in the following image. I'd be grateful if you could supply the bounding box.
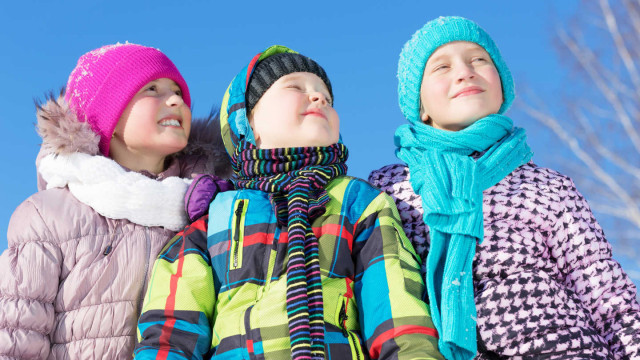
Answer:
[0,96,230,359]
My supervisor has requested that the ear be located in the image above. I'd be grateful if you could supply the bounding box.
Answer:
[247,113,261,146]
[419,102,430,123]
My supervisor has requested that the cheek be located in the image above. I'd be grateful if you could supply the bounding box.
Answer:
[330,110,340,134]
[182,107,192,135]
[483,68,503,107]
[420,79,448,112]
[255,91,294,121]
[126,99,157,124]
[115,101,137,134]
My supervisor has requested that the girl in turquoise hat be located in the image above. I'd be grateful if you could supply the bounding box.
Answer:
[369,16,640,359]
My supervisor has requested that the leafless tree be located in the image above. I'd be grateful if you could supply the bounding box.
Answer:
[520,0,640,251]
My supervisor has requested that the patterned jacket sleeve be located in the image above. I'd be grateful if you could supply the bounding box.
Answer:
[135,216,215,360]
[0,200,62,359]
[352,190,443,360]
[549,176,640,358]
[368,164,431,284]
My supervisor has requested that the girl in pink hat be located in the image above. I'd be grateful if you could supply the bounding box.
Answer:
[0,43,230,359]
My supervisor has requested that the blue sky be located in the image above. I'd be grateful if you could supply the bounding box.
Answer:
[8,0,638,287]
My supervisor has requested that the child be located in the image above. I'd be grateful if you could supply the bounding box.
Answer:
[134,45,444,360]
[368,16,640,359]
[0,43,230,359]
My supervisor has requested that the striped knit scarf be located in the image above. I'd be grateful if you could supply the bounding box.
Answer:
[232,141,348,360]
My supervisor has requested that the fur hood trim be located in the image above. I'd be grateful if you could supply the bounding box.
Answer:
[35,92,232,177]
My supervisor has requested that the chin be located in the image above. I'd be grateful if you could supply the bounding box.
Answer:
[448,114,485,128]
[160,142,188,156]
[307,140,337,148]
[308,134,340,147]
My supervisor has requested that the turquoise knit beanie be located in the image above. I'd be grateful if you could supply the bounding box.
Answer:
[398,16,515,124]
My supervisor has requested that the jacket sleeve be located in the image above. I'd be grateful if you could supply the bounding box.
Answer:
[549,176,640,359]
[135,215,215,360]
[0,200,62,359]
[368,164,431,287]
[352,191,444,360]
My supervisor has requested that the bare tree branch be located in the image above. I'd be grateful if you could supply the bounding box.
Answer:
[558,28,640,152]
[520,103,640,229]
[589,202,640,223]
[623,0,640,51]
[574,110,640,180]
[600,0,640,98]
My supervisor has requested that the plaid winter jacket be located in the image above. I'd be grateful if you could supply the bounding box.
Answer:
[135,176,443,360]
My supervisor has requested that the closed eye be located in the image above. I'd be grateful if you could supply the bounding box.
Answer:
[325,93,333,106]
[433,64,449,72]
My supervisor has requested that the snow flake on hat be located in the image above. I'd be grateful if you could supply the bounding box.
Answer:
[88,41,129,57]
[67,42,133,108]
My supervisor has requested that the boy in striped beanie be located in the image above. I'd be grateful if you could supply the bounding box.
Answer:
[135,45,444,360]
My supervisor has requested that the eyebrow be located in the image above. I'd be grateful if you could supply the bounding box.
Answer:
[427,54,448,66]
[280,73,331,95]
[282,73,306,80]
[427,46,489,65]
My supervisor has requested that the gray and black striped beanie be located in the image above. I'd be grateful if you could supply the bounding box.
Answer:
[246,52,333,113]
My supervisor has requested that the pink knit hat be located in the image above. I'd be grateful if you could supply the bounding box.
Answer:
[64,43,191,156]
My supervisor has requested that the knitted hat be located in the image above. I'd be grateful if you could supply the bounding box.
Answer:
[65,43,191,156]
[221,45,338,157]
[246,52,333,113]
[398,16,515,124]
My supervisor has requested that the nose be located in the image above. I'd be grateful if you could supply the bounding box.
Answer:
[165,92,185,107]
[309,91,328,105]
[456,64,475,82]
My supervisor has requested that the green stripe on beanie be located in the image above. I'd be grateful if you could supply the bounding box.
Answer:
[398,16,515,124]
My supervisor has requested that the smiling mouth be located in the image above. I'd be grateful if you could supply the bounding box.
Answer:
[302,110,326,119]
[159,118,182,127]
[453,87,484,98]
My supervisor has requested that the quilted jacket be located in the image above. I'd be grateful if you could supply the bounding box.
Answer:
[0,95,231,359]
[369,163,640,359]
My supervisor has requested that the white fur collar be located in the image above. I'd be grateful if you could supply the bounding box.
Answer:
[39,153,192,231]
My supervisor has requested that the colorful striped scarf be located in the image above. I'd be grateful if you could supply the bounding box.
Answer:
[232,141,348,360]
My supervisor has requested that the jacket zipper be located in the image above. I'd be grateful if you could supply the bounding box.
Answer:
[232,200,246,269]
[339,300,362,360]
[349,332,362,360]
[339,301,349,337]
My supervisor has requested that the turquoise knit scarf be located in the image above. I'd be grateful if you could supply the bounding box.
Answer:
[395,114,532,360]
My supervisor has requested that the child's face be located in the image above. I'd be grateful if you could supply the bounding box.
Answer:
[110,78,191,159]
[249,72,339,149]
[419,41,503,131]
